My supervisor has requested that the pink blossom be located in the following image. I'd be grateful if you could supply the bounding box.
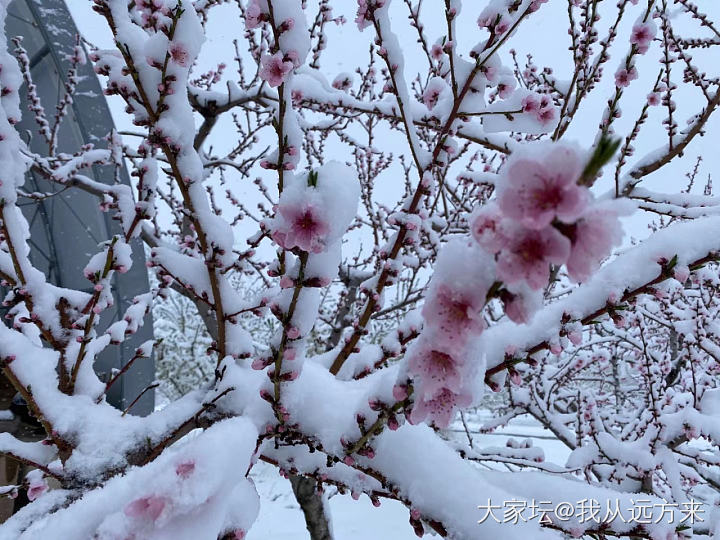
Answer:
[614,66,638,88]
[175,461,195,478]
[477,14,495,30]
[259,52,294,88]
[497,226,571,290]
[422,85,442,110]
[422,284,485,349]
[273,202,330,253]
[674,265,690,284]
[496,76,515,99]
[564,206,622,283]
[529,0,549,12]
[630,22,656,54]
[124,495,167,521]
[567,330,583,346]
[409,346,463,397]
[287,326,300,339]
[498,145,587,230]
[501,289,533,324]
[392,384,408,401]
[480,65,498,82]
[285,50,301,68]
[169,42,190,67]
[536,106,557,126]
[470,203,507,253]
[245,0,264,29]
[26,474,48,501]
[422,78,447,111]
[332,74,353,91]
[291,89,304,105]
[521,94,540,113]
[356,0,384,30]
[430,43,444,60]
[409,387,472,428]
[495,17,510,35]
[647,92,660,106]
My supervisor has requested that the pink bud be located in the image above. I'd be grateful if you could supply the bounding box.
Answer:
[287,327,300,339]
[392,384,408,401]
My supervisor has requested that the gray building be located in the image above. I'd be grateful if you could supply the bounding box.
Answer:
[2,0,154,416]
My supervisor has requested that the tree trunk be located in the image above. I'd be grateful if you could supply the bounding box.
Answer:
[290,475,333,540]
[287,279,360,540]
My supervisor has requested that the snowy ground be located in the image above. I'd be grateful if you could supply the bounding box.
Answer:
[248,411,569,539]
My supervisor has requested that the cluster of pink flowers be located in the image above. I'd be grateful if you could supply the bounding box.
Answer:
[406,241,492,427]
[477,13,510,36]
[404,143,617,428]
[471,142,623,292]
[355,0,385,31]
[521,93,557,126]
[332,73,354,92]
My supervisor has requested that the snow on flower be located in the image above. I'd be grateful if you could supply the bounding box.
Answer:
[421,77,449,112]
[496,74,516,100]
[615,66,638,88]
[497,143,588,230]
[409,387,472,428]
[169,42,190,67]
[521,93,541,113]
[259,52,294,87]
[25,470,48,501]
[356,0,385,31]
[408,344,464,397]
[405,240,492,423]
[630,21,656,54]
[564,204,624,283]
[536,106,557,126]
[270,163,360,256]
[175,461,195,478]
[430,43,444,60]
[497,224,570,290]
[245,0,265,30]
[332,73,354,92]
[124,495,168,521]
[272,202,330,253]
[421,240,493,345]
[470,202,507,254]
[500,284,540,325]
[422,283,486,350]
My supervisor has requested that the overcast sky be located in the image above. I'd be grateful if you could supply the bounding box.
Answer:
[65,0,720,245]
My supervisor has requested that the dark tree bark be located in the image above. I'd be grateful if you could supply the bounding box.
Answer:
[290,476,333,540]
[287,276,362,540]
